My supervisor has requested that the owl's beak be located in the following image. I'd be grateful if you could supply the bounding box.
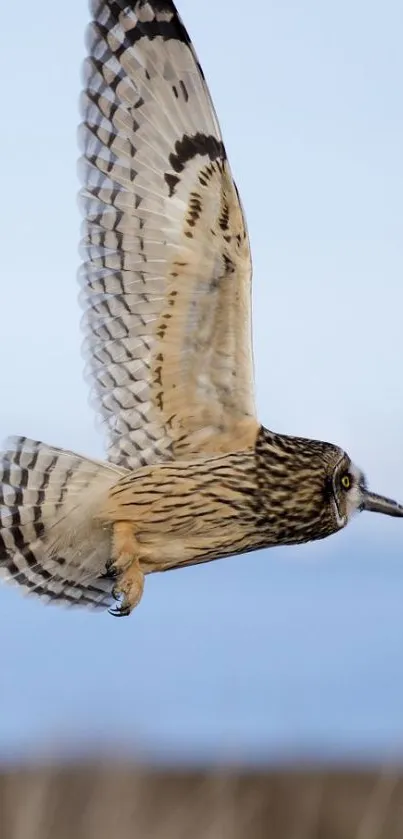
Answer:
[361,490,403,517]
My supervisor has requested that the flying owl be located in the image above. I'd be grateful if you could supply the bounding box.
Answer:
[0,0,401,616]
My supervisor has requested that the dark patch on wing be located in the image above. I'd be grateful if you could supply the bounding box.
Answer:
[186,192,203,227]
[223,253,236,274]
[165,172,180,196]
[169,133,225,174]
[219,200,230,231]
[104,1,191,49]
[179,80,189,102]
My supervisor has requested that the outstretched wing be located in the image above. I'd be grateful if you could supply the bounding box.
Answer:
[79,0,257,471]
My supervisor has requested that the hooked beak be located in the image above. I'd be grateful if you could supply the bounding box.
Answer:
[361,490,403,517]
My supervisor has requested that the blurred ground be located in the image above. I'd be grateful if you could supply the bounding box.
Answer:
[1,763,403,838]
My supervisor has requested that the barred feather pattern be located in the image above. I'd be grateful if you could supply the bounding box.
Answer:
[0,437,127,609]
[79,0,256,471]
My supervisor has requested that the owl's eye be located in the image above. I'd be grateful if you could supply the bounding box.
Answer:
[340,473,351,490]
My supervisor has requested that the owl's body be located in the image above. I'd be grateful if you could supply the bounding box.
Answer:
[0,1,401,615]
[0,430,261,612]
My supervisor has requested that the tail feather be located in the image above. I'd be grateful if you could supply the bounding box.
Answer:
[0,437,128,609]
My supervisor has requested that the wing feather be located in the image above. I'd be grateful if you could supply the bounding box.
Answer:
[79,0,257,469]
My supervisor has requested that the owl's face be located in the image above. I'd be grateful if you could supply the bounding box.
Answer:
[331,452,403,527]
[310,448,403,540]
[328,455,365,527]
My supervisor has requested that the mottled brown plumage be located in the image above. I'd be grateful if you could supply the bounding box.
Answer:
[0,1,402,616]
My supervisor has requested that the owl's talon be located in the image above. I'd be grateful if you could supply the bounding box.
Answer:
[109,574,141,616]
[108,599,131,618]
[109,580,131,616]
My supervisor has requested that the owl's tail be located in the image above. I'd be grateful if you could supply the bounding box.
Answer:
[0,436,128,609]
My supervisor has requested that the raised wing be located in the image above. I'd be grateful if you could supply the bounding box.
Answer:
[79,0,257,471]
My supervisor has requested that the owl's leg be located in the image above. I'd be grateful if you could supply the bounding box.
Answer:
[108,522,145,617]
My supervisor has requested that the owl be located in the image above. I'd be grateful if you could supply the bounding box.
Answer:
[0,1,401,616]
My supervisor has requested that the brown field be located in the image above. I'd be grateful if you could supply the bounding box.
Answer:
[1,763,403,838]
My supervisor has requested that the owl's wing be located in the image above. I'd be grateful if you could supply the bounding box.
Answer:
[79,0,258,471]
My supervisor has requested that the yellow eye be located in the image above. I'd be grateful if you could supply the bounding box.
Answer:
[341,474,351,490]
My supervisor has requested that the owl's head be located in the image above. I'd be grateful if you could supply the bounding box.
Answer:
[256,428,403,545]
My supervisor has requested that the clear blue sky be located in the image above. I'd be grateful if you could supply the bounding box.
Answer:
[0,0,402,765]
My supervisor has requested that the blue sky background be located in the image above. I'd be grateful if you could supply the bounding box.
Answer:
[0,0,402,765]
